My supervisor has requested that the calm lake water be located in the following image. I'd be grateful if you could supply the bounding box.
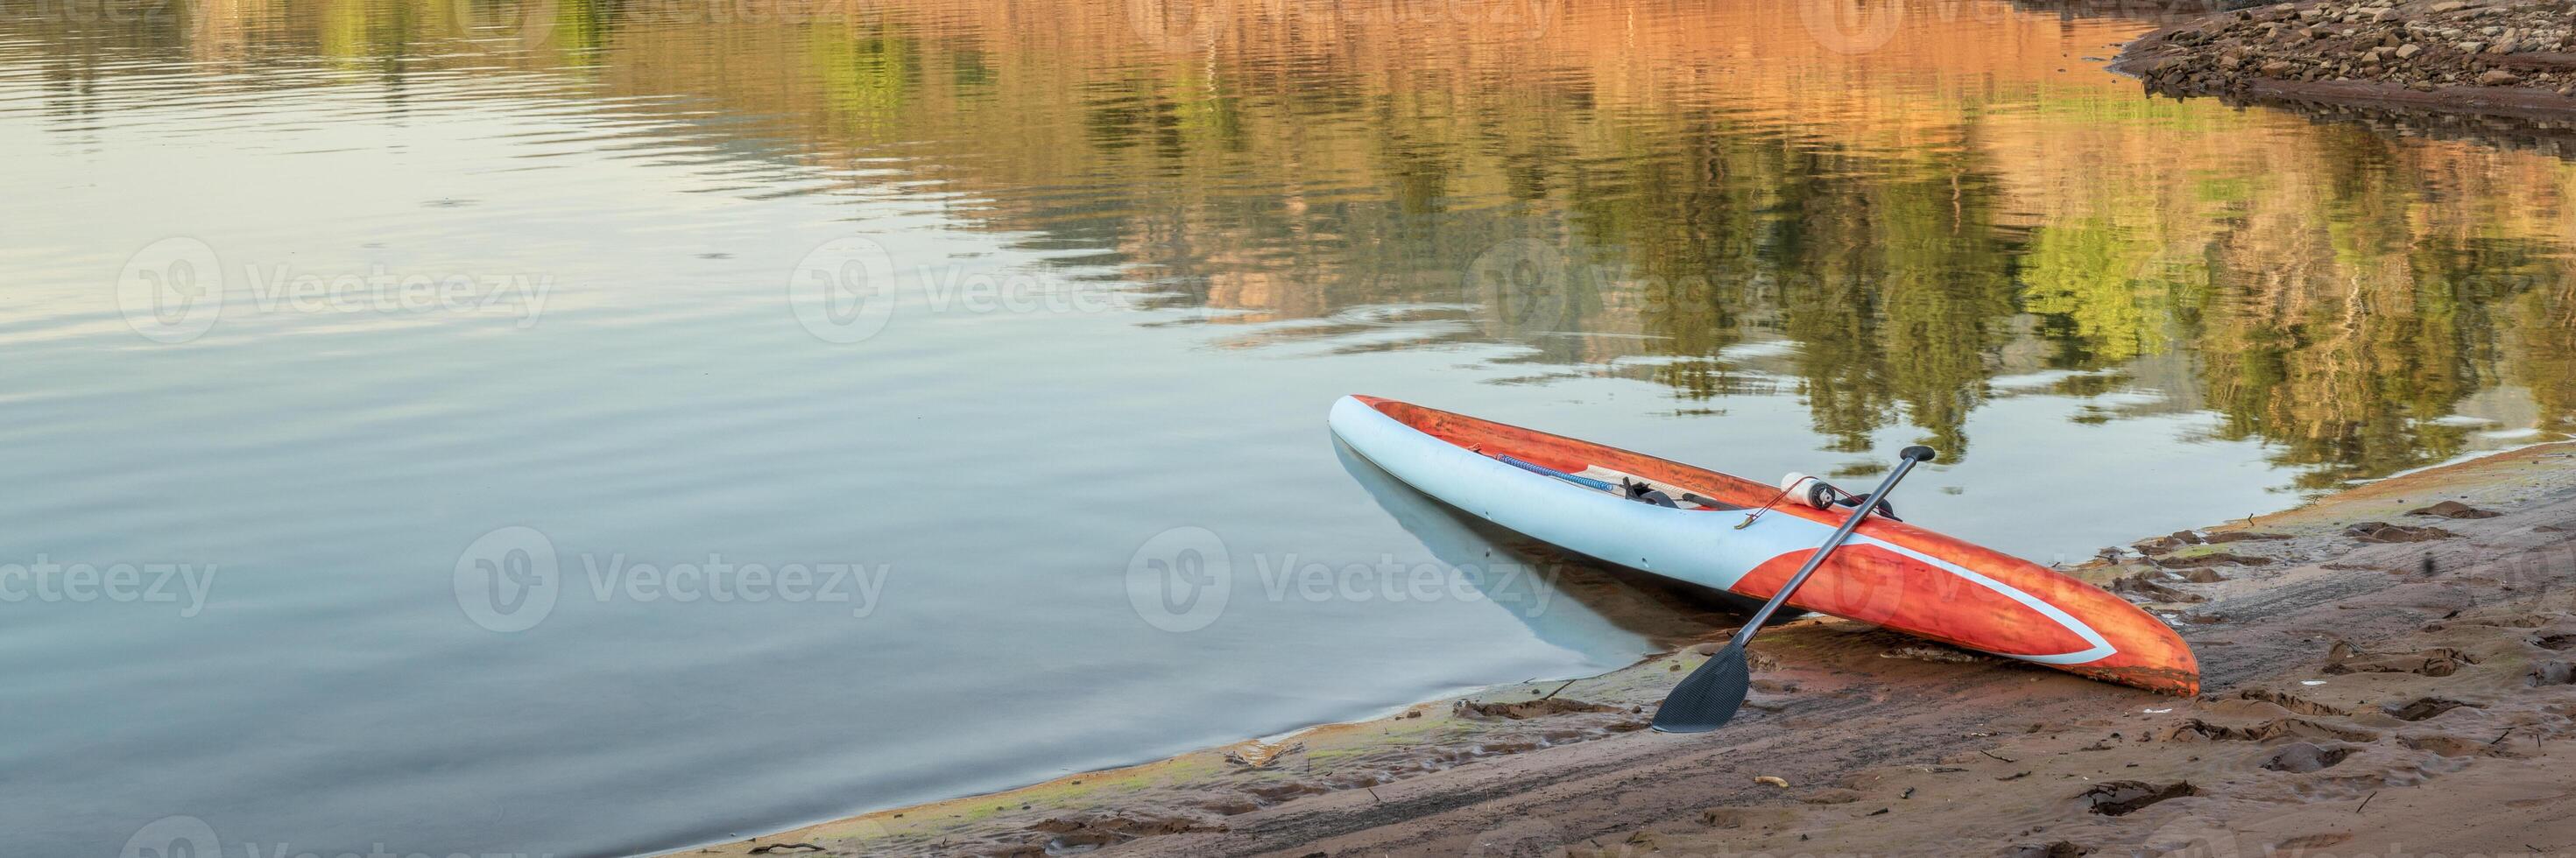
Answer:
[6,0,2574,854]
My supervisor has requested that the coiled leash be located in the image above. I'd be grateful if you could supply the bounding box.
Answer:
[1736,473,1899,530]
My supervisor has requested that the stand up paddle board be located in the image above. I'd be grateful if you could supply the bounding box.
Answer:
[1328,395,2198,695]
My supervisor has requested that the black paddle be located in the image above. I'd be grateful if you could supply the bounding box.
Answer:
[1650,445,1938,734]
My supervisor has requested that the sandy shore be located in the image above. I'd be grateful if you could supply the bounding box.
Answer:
[672,441,2576,857]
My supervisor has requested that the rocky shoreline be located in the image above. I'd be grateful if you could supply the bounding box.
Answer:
[2117,0,2576,120]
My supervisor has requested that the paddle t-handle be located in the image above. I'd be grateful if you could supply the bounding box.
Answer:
[1651,445,1938,733]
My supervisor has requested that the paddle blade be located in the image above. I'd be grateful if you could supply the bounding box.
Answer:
[1650,642,1753,734]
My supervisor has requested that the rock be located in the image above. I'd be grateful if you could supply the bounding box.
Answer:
[2078,781,2198,816]
[2258,742,2354,773]
[2428,0,2467,11]
[2408,500,2502,519]
[2005,843,2093,858]
[2262,60,2297,74]
[2368,5,2400,19]
[1882,644,1988,663]
[2346,521,2458,543]
[2327,645,2478,677]
[2156,552,2274,568]
[1457,698,1615,719]
[2458,40,2486,52]
[2382,697,2475,721]
[2481,68,2522,85]
[2112,573,2207,603]
[2205,531,2291,543]
[2397,42,2425,57]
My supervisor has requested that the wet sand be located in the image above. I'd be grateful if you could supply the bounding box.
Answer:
[674,441,2576,857]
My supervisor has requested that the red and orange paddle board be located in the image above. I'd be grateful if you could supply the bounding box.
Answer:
[1328,396,2198,695]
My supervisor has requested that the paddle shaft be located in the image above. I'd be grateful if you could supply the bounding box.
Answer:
[1724,447,1933,649]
